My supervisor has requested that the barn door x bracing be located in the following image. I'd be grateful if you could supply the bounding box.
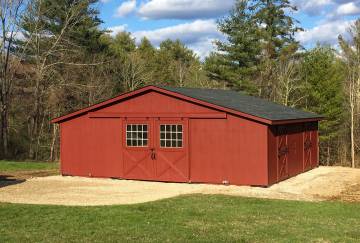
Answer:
[277,126,289,181]
[122,118,189,182]
[303,127,312,171]
[303,122,318,171]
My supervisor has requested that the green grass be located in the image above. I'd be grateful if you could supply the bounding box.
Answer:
[0,195,359,242]
[0,160,58,172]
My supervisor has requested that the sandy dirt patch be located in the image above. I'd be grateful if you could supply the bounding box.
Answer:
[1,166,360,206]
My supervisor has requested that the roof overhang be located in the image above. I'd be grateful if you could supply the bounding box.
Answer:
[51,85,323,125]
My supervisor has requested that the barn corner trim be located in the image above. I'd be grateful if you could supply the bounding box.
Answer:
[51,85,323,125]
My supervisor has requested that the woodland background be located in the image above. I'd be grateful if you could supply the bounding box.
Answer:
[0,0,359,167]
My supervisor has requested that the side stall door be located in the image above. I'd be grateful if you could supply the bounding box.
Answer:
[122,119,155,180]
[303,124,312,171]
[277,126,289,181]
[310,123,319,168]
[154,119,189,182]
[287,125,304,177]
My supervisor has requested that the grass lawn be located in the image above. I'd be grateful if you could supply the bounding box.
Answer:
[0,160,58,172]
[0,195,359,242]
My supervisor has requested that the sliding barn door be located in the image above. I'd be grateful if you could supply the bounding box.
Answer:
[122,119,155,180]
[154,119,189,182]
[122,118,190,182]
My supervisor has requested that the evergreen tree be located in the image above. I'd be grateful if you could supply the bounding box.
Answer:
[214,0,260,92]
[109,32,136,57]
[155,39,199,87]
[253,0,301,60]
[20,0,107,159]
[203,52,229,84]
[138,37,155,57]
[137,37,156,84]
[253,0,301,99]
[22,0,105,54]
[301,46,345,164]
[212,0,302,97]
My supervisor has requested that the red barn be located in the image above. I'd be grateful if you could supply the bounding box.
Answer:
[52,86,323,186]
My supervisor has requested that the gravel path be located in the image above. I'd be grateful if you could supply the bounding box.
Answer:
[1,166,359,206]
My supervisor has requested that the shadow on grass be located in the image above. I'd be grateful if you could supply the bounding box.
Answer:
[0,174,26,188]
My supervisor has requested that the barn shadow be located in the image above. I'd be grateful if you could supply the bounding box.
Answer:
[0,174,26,188]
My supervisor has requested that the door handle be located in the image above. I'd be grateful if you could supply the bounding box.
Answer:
[151,148,156,160]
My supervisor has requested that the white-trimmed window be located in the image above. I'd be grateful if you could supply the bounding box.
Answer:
[160,124,183,148]
[126,124,148,147]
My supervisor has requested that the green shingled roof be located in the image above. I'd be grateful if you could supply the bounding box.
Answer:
[159,86,322,121]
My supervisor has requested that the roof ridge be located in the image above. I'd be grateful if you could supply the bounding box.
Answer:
[158,86,322,121]
[52,85,323,124]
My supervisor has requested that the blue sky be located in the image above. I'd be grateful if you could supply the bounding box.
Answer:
[98,0,360,58]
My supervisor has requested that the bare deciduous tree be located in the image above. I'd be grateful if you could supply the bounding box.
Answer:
[120,52,151,92]
[339,20,360,168]
[276,59,304,107]
[0,0,25,157]
[22,0,100,159]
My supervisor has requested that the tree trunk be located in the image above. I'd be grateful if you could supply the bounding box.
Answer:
[0,99,9,158]
[350,84,355,168]
[35,112,46,160]
[327,141,330,166]
[350,101,355,168]
[49,124,58,161]
[28,77,41,159]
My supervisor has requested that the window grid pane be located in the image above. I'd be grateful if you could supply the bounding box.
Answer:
[126,124,148,147]
[160,124,183,148]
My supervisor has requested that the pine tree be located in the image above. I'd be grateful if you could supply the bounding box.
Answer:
[138,37,155,57]
[22,0,105,55]
[20,0,106,159]
[301,46,345,165]
[214,0,260,92]
[109,32,136,57]
[253,0,302,99]
[155,39,199,87]
[212,0,302,97]
[253,0,301,59]
[137,37,156,85]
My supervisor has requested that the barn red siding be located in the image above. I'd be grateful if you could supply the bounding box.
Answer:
[60,91,217,178]
[267,122,319,185]
[287,124,305,178]
[61,115,92,177]
[89,118,123,178]
[59,89,320,186]
[267,126,278,185]
[189,115,268,185]
[61,116,123,178]
[310,123,319,169]
[98,90,216,114]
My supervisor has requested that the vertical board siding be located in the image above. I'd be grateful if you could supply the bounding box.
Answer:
[267,122,319,185]
[267,126,278,185]
[59,90,319,186]
[61,116,122,178]
[98,91,216,114]
[61,116,92,176]
[310,122,319,168]
[287,124,304,177]
[189,115,268,186]
[89,118,123,178]
[60,91,221,181]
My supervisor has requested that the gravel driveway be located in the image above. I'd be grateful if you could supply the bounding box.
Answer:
[1,166,359,206]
